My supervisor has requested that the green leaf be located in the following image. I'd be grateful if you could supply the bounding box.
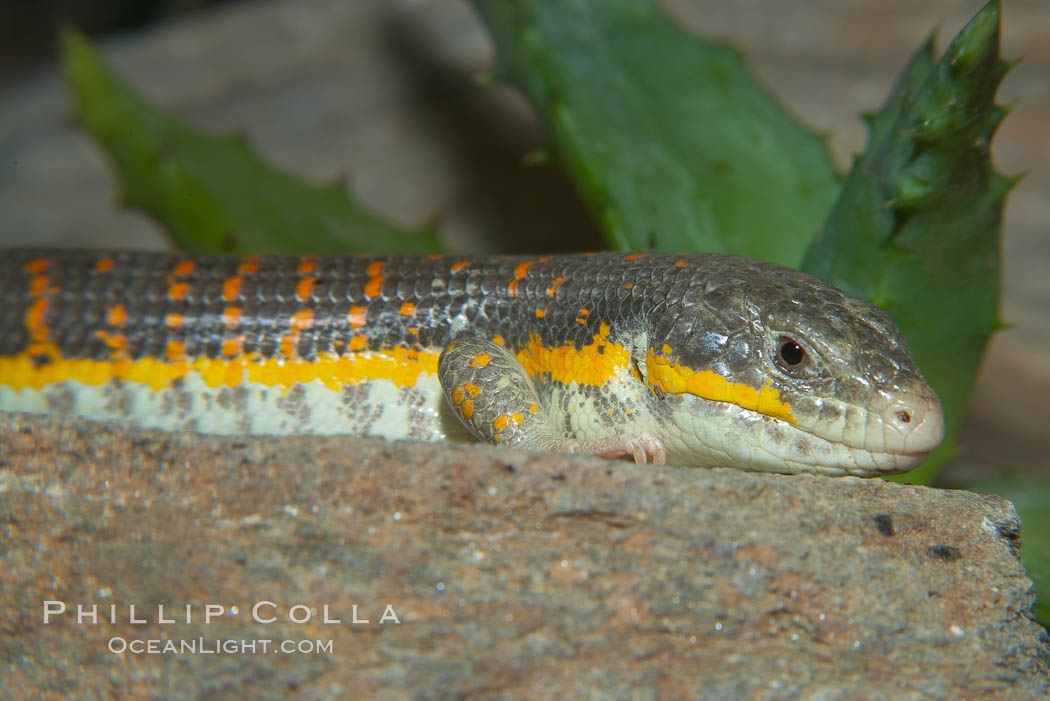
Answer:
[969,476,1050,629]
[801,1,1017,485]
[862,39,935,147]
[469,0,842,264]
[59,29,439,255]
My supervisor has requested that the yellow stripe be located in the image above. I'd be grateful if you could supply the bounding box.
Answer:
[0,343,441,393]
[5,322,637,396]
[645,348,795,424]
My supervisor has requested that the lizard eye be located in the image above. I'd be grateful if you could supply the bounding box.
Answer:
[775,336,806,369]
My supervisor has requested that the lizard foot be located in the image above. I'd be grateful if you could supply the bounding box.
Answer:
[566,433,666,465]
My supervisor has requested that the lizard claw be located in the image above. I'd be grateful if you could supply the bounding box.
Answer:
[569,433,666,465]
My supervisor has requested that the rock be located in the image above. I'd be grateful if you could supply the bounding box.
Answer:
[1,413,1047,699]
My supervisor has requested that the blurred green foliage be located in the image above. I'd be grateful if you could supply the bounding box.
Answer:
[60,29,439,254]
[470,0,842,264]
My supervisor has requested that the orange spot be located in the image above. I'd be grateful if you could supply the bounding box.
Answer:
[452,386,466,405]
[676,261,689,268]
[536,308,546,319]
[173,260,196,276]
[583,252,598,257]
[625,253,648,261]
[104,333,127,353]
[165,313,184,328]
[222,338,242,357]
[23,259,52,274]
[222,277,242,302]
[348,335,368,351]
[492,334,505,346]
[165,341,186,362]
[451,261,470,273]
[296,277,316,300]
[464,383,481,398]
[25,298,49,333]
[364,276,384,298]
[280,334,297,358]
[461,399,474,420]
[470,353,491,368]
[546,277,565,297]
[623,283,634,289]
[400,302,416,316]
[426,253,443,260]
[106,305,128,326]
[509,259,542,295]
[169,282,189,301]
[298,256,318,275]
[529,404,539,414]
[290,309,314,330]
[513,261,534,279]
[222,307,242,327]
[94,259,116,273]
[348,305,367,328]
[29,275,50,296]
[237,258,260,275]
[364,260,387,299]
[494,412,525,431]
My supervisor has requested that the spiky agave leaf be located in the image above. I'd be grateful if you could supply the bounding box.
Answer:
[469,0,842,264]
[60,29,439,255]
[802,1,1018,485]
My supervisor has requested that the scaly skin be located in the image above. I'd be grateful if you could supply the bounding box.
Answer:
[0,249,944,476]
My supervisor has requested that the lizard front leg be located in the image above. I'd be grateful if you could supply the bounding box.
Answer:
[438,337,665,464]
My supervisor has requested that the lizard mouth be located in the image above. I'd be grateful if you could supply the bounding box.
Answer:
[668,382,945,477]
[747,387,945,477]
[743,375,946,476]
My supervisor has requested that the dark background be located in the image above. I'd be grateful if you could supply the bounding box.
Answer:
[0,0,234,87]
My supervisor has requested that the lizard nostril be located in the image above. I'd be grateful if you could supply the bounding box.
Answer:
[879,383,945,456]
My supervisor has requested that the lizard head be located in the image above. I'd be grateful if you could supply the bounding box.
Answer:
[641,255,944,476]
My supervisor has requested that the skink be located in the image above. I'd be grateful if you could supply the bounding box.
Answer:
[0,249,944,476]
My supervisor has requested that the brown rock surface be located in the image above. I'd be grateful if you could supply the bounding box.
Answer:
[1,413,1047,698]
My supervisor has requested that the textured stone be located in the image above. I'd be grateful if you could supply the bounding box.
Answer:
[1,413,1047,699]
